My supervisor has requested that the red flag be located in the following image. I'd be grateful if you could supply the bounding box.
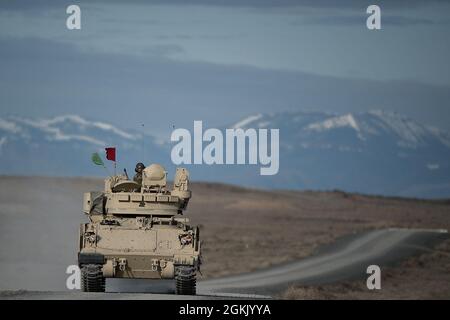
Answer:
[105,147,116,162]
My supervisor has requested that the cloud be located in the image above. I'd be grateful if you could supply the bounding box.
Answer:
[0,0,74,12]
[2,0,449,85]
[2,0,448,11]
[292,15,438,27]
[96,0,450,9]
[142,44,184,56]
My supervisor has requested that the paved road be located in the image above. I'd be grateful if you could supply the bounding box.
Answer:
[1,228,447,299]
[198,228,449,296]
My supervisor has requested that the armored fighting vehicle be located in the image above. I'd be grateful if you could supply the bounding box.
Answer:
[78,163,201,295]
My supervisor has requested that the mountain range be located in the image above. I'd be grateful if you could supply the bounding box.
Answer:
[1,111,449,198]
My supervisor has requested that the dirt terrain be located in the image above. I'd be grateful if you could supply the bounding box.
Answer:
[280,238,450,300]
[0,176,449,298]
[191,183,450,279]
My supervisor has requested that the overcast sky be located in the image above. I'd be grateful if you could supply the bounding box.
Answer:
[1,0,449,136]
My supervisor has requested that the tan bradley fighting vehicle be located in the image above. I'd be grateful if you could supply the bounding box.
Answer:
[78,163,201,295]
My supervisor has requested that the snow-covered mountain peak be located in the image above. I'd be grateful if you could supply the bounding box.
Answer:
[0,118,22,134]
[41,114,89,126]
[1,114,139,147]
[35,115,137,141]
[229,110,450,151]
[231,113,263,129]
[365,109,430,147]
[306,114,360,133]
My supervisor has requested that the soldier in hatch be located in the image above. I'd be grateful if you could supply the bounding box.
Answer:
[133,162,145,185]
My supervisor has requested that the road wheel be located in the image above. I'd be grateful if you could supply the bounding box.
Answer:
[81,264,105,292]
[175,266,196,295]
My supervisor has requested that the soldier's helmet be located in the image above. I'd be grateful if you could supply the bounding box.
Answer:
[135,162,145,173]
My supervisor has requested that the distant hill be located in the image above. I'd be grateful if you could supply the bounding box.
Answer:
[1,111,449,198]
[223,110,450,198]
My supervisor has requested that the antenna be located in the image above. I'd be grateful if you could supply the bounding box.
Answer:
[104,164,112,177]
[142,123,145,161]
